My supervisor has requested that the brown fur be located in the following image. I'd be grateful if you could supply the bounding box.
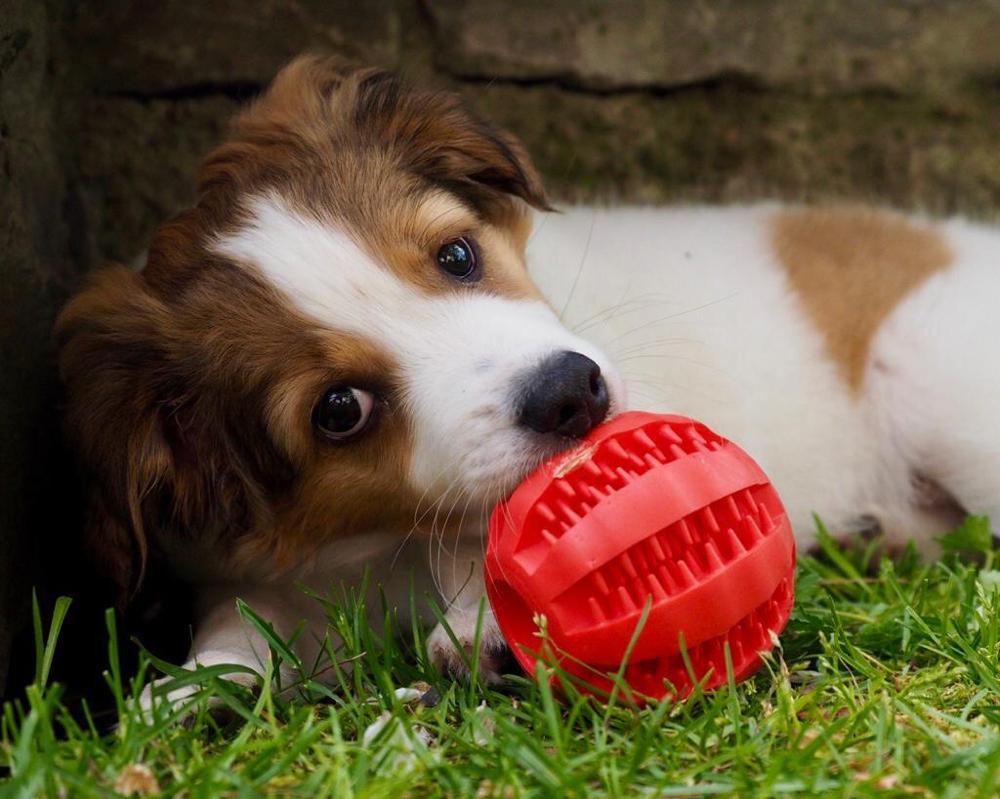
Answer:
[57,56,550,603]
[771,206,952,390]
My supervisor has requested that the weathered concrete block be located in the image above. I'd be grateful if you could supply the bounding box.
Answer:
[65,0,397,94]
[425,0,1000,96]
[471,81,1000,215]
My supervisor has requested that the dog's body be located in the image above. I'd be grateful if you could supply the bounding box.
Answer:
[57,59,1000,700]
[531,204,996,551]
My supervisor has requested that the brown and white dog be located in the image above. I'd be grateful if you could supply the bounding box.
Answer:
[57,57,1000,705]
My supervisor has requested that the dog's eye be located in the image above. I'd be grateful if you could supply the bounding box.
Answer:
[313,386,375,441]
[436,237,479,281]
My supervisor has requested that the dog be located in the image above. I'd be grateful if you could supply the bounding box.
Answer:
[57,56,999,704]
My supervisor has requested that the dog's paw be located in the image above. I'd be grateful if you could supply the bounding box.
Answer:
[427,612,516,685]
[131,669,261,727]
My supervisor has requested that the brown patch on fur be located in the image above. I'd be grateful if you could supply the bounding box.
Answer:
[58,56,552,603]
[771,206,952,390]
[244,334,422,574]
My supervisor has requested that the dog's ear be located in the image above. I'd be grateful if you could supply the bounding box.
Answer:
[56,267,186,605]
[350,68,553,214]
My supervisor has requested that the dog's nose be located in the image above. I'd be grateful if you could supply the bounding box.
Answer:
[518,351,610,438]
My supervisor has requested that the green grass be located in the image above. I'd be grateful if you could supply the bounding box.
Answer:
[3,519,1000,798]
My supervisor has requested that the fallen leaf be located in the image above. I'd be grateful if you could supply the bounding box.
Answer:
[113,764,160,796]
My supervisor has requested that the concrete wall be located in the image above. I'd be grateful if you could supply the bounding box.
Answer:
[2,0,999,693]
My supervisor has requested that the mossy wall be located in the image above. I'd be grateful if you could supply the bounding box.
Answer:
[2,0,999,692]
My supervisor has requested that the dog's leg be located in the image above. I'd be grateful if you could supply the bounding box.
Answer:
[136,581,330,721]
[870,254,1000,543]
[426,535,513,684]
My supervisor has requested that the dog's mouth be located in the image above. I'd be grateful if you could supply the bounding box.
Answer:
[505,398,622,492]
[494,427,607,504]
[442,366,622,515]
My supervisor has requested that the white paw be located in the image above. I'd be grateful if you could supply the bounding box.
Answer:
[131,668,261,726]
[427,611,514,685]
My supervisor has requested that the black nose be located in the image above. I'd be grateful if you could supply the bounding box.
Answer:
[518,351,610,438]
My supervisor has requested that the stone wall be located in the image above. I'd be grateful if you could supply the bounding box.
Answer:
[2,0,1000,693]
[0,0,75,693]
[44,0,1000,272]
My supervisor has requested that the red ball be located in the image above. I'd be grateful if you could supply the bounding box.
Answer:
[485,411,796,702]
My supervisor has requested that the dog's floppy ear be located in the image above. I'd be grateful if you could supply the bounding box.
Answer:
[350,68,553,213]
[56,267,185,605]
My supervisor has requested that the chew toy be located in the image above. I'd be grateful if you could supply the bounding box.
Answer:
[485,411,795,701]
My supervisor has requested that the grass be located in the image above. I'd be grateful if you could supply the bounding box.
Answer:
[3,519,1000,798]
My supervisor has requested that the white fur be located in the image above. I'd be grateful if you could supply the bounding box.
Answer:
[868,217,1000,525]
[151,198,998,713]
[530,204,881,543]
[214,195,625,504]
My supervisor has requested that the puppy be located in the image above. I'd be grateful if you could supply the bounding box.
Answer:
[57,57,999,700]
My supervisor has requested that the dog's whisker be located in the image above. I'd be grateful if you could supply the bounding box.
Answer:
[447,488,478,604]
[570,277,640,333]
[437,484,465,570]
[558,210,597,322]
[490,464,526,591]
[525,206,552,246]
[431,468,473,602]
[616,353,725,376]
[611,336,700,357]
[422,470,465,601]
[392,451,469,572]
[601,293,738,348]
[625,377,730,408]
[572,291,669,335]
[410,450,468,526]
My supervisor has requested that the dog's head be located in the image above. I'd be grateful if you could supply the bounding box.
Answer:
[58,57,623,601]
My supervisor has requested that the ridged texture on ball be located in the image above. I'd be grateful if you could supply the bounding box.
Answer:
[486,411,796,701]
